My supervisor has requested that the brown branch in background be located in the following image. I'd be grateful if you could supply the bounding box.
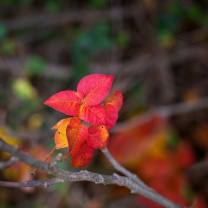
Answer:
[187,159,208,190]
[0,138,187,208]
[0,45,207,87]
[113,96,208,133]
[1,5,135,31]
[0,157,18,169]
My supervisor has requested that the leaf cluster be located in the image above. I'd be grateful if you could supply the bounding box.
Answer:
[44,74,123,167]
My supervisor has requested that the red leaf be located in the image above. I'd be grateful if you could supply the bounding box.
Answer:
[79,104,106,125]
[44,91,81,116]
[71,142,94,167]
[77,74,114,106]
[104,104,118,130]
[104,90,123,111]
[66,117,88,156]
[87,125,109,149]
[51,118,71,149]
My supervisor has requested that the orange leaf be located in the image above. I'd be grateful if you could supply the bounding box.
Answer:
[77,74,114,106]
[51,118,71,149]
[104,90,123,111]
[71,142,94,167]
[44,91,81,116]
[51,117,72,130]
[66,117,88,156]
[79,104,106,125]
[87,125,109,149]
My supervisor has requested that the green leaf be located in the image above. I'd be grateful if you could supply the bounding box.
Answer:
[26,56,47,76]
[115,31,129,48]
[87,0,109,9]
[45,1,61,14]
[1,40,15,55]
[0,24,7,40]
[12,78,37,100]
[71,22,114,77]
[167,130,181,149]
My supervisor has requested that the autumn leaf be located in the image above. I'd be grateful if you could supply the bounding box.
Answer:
[77,74,114,106]
[175,141,195,169]
[108,115,167,166]
[51,118,71,149]
[103,104,118,130]
[104,90,123,111]
[71,142,94,167]
[44,74,124,168]
[87,125,109,149]
[66,117,88,156]
[79,104,106,125]
[44,91,81,116]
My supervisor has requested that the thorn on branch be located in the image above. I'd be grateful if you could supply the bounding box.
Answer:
[43,182,49,188]
[113,173,120,180]
[95,174,104,184]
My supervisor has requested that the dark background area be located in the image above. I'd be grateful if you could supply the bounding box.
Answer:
[0,0,208,207]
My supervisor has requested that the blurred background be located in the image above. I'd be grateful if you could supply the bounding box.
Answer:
[0,0,208,207]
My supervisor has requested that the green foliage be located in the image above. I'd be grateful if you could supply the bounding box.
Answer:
[183,185,195,202]
[2,0,32,7]
[131,82,147,109]
[167,130,181,148]
[186,3,208,25]
[26,56,47,76]
[87,0,109,9]
[12,78,37,100]
[156,1,208,45]
[44,0,65,14]
[1,40,15,55]
[71,22,114,77]
[156,2,183,45]
[115,31,129,48]
[0,24,7,41]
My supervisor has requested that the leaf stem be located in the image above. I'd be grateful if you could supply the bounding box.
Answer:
[31,146,56,175]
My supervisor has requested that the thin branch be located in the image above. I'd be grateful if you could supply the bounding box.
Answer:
[0,178,64,188]
[101,148,176,207]
[187,158,208,185]
[159,97,208,117]
[0,157,18,169]
[113,96,208,133]
[0,138,187,208]
[102,148,147,188]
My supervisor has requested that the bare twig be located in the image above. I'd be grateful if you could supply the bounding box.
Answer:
[158,96,208,117]
[187,158,208,185]
[0,138,187,208]
[0,157,18,169]
[113,96,208,133]
[0,178,64,188]
[102,148,147,188]
[101,148,172,206]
